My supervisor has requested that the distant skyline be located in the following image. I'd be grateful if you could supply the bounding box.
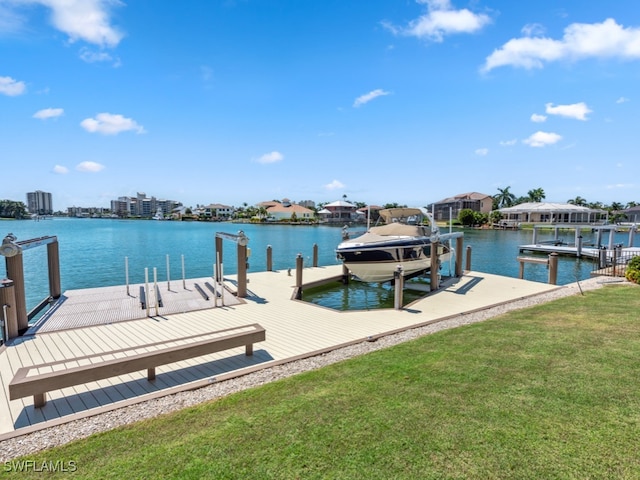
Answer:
[1,0,639,209]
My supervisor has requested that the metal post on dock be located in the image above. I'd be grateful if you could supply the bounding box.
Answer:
[145,268,150,317]
[548,253,559,285]
[0,279,18,340]
[394,265,404,310]
[313,244,318,268]
[629,225,636,247]
[181,254,186,290]
[215,236,223,283]
[166,254,171,291]
[125,256,130,296]
[153,267,159,316]
[266,245,273,271]
[465,245,472,272]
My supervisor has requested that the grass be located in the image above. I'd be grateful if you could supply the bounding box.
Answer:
[6,285,640,479]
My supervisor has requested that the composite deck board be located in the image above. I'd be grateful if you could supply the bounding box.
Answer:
[0,267,561,438]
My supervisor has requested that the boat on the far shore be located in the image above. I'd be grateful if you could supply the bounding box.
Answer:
[336,207,462,283]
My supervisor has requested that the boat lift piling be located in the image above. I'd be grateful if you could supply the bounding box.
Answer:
[393,265,404,310]
[215,231,249,298]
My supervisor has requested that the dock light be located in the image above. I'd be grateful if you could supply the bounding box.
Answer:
[0,234,20,257]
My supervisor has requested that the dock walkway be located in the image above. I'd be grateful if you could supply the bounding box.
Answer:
[0,266,559,440]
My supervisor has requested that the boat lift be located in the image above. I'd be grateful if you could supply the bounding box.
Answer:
[0,233,61,341]
[214,231,249,298]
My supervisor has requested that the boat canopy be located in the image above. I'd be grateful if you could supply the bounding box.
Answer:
[378,207,432,225]
[369,223,431,237]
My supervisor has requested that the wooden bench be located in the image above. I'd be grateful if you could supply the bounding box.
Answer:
[9,323,266,408]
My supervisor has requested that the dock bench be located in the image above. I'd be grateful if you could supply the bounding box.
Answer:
[9,323,266,408]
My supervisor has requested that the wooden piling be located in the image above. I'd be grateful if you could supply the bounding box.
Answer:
[0,279,18,340]
[46,240,61,299]
[430,241,439,292]
[548,252,559,285]
[455,236,463,277]
[5,253,27,332]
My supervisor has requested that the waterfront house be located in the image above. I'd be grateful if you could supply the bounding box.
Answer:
[322,200,358,223]
[497,202,607,224]
[427,192,493,221]
[266,201,314,221]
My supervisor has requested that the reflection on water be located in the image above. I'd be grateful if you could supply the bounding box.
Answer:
[302,278,430,311]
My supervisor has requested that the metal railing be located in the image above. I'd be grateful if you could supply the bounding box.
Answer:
[592,247,638,277]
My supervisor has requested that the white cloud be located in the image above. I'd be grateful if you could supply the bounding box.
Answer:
[353,89,390,107]
[52,164,69,174]
[530,113,547,123]
[523,131,562,147]
[324,179,345,190]
[13,0,124,47]
[0,76,26,96]
[475,148,489,156]
[79,47,120,66]
[255,151,284,164]
[482,18,640,72]
[33,107,64,119]
[80,113,145,135]
[545,102,592,120]
[385,0,491,42]
[499,139,517,146]
[521,23,545,37]
[76,161,105,172]
[616,97,630,104]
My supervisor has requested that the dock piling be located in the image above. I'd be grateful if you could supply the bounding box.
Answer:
[0,279,18,340]
[393,265,404,310]
[313,244,318,268]
[465,245,472,272]
[266,245,273,271]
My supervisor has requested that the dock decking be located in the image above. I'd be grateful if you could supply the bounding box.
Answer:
[1,266,560,440]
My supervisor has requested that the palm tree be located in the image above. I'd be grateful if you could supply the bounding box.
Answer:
[567,196,587,206]
[494,186,517,208]
[527,188,546,203]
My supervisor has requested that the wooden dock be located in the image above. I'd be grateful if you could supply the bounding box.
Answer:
[0,266,561,440]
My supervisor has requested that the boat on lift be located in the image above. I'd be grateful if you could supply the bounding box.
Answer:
[336,207,459,283]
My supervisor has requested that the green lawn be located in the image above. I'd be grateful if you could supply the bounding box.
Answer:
[6,285,640,479]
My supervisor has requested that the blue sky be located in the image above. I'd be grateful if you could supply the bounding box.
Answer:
[1,0,639,210]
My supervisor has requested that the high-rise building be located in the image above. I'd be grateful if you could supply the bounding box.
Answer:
[26,190,53,215]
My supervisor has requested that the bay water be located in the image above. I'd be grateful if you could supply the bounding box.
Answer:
[0,218,635,312]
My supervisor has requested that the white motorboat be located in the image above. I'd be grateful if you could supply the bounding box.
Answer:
[336,207,458,283]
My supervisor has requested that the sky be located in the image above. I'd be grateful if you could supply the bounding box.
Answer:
[1,0,640,210]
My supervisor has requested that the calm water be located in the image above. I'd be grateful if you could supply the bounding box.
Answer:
[1,218,637,311]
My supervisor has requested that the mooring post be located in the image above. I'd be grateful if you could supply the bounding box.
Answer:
[166,254,171,291]
[465,245,472,272]
[629,225,636,247]
[598,247,607,269]
[145,268,150,317]
[394,265,404,310]
[295,253,303,298]
[455,236,463,277]
[532,226,538,245]
[548,252,559,285]
[215,236,223,283]
[576,234,583,258]
[266,245,273,271]
[313,244,318,268]
[0,279,18,340]
[342,264,350,284]
[125,256,130,296]
[181,254,186,290]
[430,241,440,292]
[237,242,248,298]
[47,239,61,299]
